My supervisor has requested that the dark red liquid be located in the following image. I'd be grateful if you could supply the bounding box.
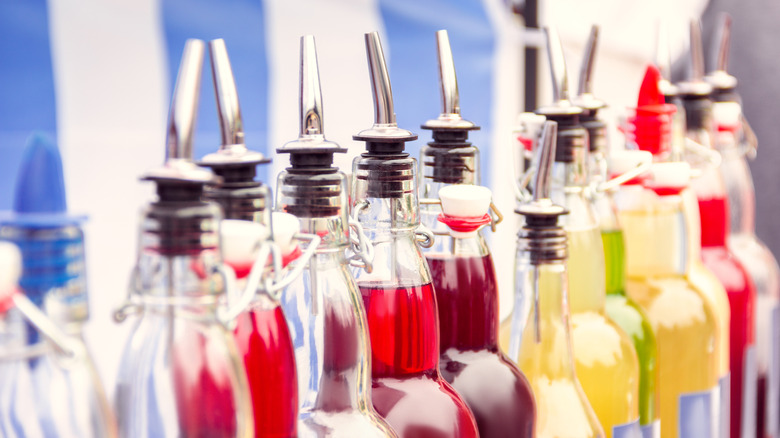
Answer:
[427,254,536,438]
[359,282,479,438]
[699,196,757,438]
[234,305,298,438]
[173,329,238,438]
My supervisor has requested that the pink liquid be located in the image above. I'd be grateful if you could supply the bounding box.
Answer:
[231,264,298,438]
[699,196,757,438]
[234,306,298,438]
[173,330,238,438]
[427,254,536,438]
[359,282,479,438]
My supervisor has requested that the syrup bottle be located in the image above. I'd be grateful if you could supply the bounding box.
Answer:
[501,26,640,438]
[113,40,253,438]
[274,35,396,437]
[706,15,780,438]
[0,135,116,437]
[681,21,757,438]
[418,29,535,438]
[616,158,721,438]
[197,39,298,438]
[505,120,604,438]
[631,62,733,438]
[574,25,661,437]
[350,31,478,438]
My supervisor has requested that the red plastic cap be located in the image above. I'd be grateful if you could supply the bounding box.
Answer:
[628,65,677,156]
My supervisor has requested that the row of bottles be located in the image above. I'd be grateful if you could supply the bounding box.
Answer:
[1,14,778,438]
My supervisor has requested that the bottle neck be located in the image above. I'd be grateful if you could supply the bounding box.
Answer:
[617,187,690,276]
[352,154,419,233]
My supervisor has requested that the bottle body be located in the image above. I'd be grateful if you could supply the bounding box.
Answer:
[500,260,605,438]
[352,154,478,438]
[692,163,757,438]
[0,224,115,438]
[618,189,720,438]
[427,235,535,438]
[115,203,252,438]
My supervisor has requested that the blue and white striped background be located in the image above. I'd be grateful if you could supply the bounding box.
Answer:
[0,0,523,394]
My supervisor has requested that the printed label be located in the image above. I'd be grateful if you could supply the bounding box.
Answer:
[640,420,660,438]
[679,388,717,437]
[612,419,641,438]
[742,346,757,437]
[767,305,780,436]
[719,374,730,438]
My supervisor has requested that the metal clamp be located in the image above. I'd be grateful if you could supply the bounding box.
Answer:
[596,159,652,193]
[415,224,435,248]
[739,114,758,159]
[267,232,321,297]
[348,217,374,273]
[685,137,722,168]
[488,202,504,232]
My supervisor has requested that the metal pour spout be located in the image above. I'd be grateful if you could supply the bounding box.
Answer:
[145,39,216,184]
[574,25,606,111]
[353,31,416,142]
[422,30,477,130]
[536,26,580,116]
[167,39,205,162]
[533,121,558,203]
[706,14,738,90]
[677,20,713,96]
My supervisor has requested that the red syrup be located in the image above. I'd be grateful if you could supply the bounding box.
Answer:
[172,329,239,438]
[359,282,479,438]
[232,266,298,438]
[427,254,536,438]
[699,196,757,438]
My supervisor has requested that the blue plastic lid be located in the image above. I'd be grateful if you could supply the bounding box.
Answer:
[1,133,86,228]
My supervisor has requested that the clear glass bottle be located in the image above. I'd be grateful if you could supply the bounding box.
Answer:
[503,120,604,438]
[350,31,478,438]
[0,133,116,438]
[575,26,661,436]
[418,30,535,438]
[706,14,780,437]
[681,21,756,438]
[617,161,720,438]
[274,35,396,437]
[198,39,298,438]
[113,40,252,438]
[501,26,640,438]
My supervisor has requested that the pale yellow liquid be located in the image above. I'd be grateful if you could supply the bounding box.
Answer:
[682,188,731,377]
[567,228,640,438]
[619,201,720,438]
[500,264,605,438]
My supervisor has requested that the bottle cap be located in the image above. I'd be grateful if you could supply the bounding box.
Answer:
[271,212,301,258]
[0,242,22,313]
[220,220,270,274]
[712,101,741,131]
[608,150,653,183]
[629,65,677,156]
[439,184,491,218]
[421,30,478,131]
[645,162,691,195]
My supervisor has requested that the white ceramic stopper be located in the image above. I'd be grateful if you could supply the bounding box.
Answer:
[220,220,269,266]
[712,101,741,128]
[439,184,492,218]
[650,162,691,188]
[608,149,652,175]
[272,212,301,256]
[0,242,22,297]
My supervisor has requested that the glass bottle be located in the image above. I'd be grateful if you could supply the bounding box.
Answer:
[707,14,780,438]
[0,135,116,437]
[350,31,478,438]
[681,21,757,438]
[632,62,732,438]
[196,39,298,438]
[504,120,604,438]
[575,26,661,437]
[275,35,396,437]
[418,30,535,438]
[617,161,720,438]
[113,40,253,438]
[501,26,640,438]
